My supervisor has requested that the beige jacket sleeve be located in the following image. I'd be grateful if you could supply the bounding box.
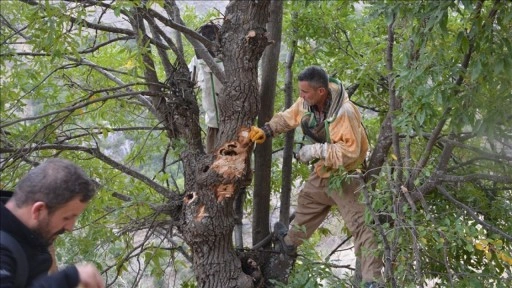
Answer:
[266,97,306,135]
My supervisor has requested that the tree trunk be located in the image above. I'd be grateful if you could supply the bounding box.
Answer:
[279,11,298,227]
[179,1,272,287]
[180,148,254,287]
[253,0,283,246]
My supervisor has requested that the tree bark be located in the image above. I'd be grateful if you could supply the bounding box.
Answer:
[279,11,297,227]
[253,0,283,246]
[179,1,272,287]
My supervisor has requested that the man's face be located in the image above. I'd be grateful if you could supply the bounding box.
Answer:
[34,197,88,245]
[299,81,327,107]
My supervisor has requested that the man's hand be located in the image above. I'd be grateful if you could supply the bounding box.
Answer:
[249,126,266,144]
[76,263,105,288]
[297,143,326,163]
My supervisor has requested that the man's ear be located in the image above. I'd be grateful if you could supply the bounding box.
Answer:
[31,201,47,221]
[318,87,327,96]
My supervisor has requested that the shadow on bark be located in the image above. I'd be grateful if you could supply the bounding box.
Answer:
[238,249,295,288]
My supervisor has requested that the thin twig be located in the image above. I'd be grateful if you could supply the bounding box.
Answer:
[360,174,397,287]
[437,185,512,241]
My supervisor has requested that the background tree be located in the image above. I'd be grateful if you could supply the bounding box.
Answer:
[275,1,512,287]
[252,0,283,248]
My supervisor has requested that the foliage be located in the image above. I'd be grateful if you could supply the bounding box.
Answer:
[275,240,340,288]
[281,0,512,287]
[0,0,211,286]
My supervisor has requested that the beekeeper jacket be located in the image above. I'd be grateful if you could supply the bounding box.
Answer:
[266,80,368,178]
[189,56,223,128]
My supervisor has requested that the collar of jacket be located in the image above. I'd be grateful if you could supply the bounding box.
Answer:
[0,203,49,249]
[325,80,348,121]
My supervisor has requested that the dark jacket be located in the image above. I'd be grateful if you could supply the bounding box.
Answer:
[0,202,80,287]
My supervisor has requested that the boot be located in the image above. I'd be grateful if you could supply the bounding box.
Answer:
[273,222,297,257]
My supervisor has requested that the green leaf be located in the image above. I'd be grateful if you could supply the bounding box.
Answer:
[101,127,109,139]
[471,59,482,81]
[439,10,448,32]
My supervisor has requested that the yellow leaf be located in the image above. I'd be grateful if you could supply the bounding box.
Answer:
[498,252,512,265]
[73,108,85,116]
[124,59,134,69]
[391,154,398,161]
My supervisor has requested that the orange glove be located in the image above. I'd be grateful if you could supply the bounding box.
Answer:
[249,126,266,144]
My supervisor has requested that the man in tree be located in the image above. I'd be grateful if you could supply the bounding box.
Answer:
[189,21,224,153]
[250,66,384,287]
[0,158,105,288]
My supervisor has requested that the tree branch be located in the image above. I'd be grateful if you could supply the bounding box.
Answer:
[0,143,173,198]
[360,174,397,287]
[141,9,185,68]
[0,13,30,44]
[437,185,512,242]
[440,173,512,184]
[79,36,135,54]
[145,4,225,83]
[55,126,166,144]
[77,58,157,114]
[440,137,512,163]
[145,6,218,52]
[145,14,177,78]
[410,140,455,201]
[405,1,493,190]
[130,7,176,140]
[0,89,160,129]
[406,107,452,190]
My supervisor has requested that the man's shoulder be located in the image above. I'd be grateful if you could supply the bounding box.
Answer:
[328,81,343,97]
[0,190,13,205]
[0,231,26,261]
[0,230,28,288]
[0,201,20,234]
